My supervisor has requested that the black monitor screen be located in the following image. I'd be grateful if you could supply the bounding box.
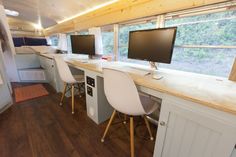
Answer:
[71,35,95,55]
[128,27,177,63]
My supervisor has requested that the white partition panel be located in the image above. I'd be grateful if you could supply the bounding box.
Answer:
[0,4,19,82]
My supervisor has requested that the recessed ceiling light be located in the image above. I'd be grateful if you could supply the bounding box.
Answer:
[5,9,19,17]
[33,19,43,30]
[58,0,118,24]
[33,23,43,30]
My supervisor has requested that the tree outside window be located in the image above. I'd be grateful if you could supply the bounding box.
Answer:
[162,10,236,77]
[101,25,114,56]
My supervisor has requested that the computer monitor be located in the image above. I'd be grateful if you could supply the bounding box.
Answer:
[71,35,95,55]
[128,27,177,64]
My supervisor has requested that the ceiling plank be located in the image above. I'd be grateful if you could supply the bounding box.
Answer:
[3,0,113,28]
[44,0,229,35]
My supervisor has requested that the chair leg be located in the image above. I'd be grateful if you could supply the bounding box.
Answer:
[78,83,84,98]
[71,84,75,114]
[130,117,135,157]
[101,110,116,142]
[143,116,154,141]
[123,114,127,124]
[60,83,67,106]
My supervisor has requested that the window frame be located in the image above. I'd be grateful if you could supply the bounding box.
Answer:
[101,25,115,55]
[113,2,236,77]
[49,34,59,47]
[164,5,236,49]
[61,2,236,77]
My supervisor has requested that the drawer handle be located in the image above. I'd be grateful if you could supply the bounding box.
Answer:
[160,121,166,126]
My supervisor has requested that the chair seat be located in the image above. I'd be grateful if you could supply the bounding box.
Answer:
[139,93,159,114]
[73,75,85,83]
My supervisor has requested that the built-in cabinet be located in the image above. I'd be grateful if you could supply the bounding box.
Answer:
[15,54,47,82]
[39,56,60,91]
[154,95,236,157]
[85,70,113,124]
[39,55,85,94]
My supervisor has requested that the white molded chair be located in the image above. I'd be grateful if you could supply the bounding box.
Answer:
[54,57,85,114]
[101,68,159,157]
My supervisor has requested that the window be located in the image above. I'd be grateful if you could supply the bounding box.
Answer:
[66,32,75,53]
[49,35,59,47]
[78,30,89,35]
[118,21,156,63]
[101,25,114,55]
[161,9,236,77]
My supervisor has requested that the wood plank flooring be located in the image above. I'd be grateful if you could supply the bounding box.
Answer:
[0,83,156,157]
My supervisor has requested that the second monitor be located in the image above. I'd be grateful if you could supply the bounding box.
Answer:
[71,35,95,56]
[128,27,177,64]
[128,27,177,79]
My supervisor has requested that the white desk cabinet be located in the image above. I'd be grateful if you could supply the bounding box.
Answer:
[154,95,236,157]
[39,56,59,91]
[0,71,12,112]
[85,70,113,124]
[0,45,12,112]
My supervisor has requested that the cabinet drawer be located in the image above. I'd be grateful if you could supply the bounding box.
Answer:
[39,56,54,69]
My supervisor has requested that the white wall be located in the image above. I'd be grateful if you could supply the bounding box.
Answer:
[0,4,19,82]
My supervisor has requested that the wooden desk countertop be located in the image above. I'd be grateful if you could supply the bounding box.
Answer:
[39,53,236,116]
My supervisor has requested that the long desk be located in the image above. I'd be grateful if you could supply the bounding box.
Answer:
[40,53,236,115]
[39,53,236,157]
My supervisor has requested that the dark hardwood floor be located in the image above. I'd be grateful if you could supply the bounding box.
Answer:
[0,83,157,157]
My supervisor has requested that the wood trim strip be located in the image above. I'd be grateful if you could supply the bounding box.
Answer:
[229,58,236,81]
[175,45,236,49]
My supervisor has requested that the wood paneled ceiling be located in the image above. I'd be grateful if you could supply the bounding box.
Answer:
[2,0,116,28]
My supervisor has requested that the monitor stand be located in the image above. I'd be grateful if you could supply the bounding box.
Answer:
[88,54,102,60]
[148,61,163,80]
[89,55,93,59]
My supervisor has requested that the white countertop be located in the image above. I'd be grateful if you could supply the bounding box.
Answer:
[39,53,236,115]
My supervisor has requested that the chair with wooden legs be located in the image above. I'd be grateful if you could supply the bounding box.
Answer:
[54,57,84,114]
[101,68,159,157]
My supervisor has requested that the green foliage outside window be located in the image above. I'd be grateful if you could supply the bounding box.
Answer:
[49,35,59,46]
[162,10,236,77]
[102,31,114,55]
[166,10,236,46]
